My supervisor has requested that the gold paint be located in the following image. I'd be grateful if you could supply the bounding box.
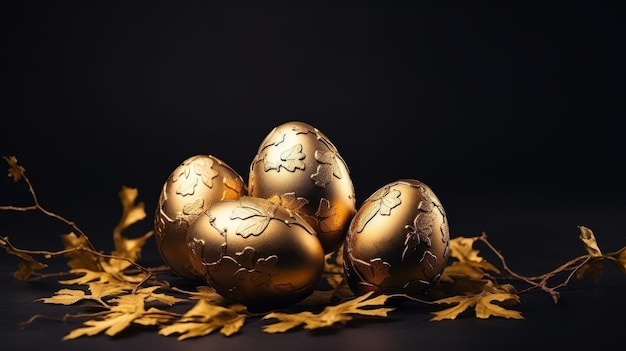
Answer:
[343,179,450,297]
[154,154,247,280]
[186,196,325,312]
[249,121,356,254]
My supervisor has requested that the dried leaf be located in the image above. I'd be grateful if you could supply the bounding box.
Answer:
[323,248,345,288]
[576,257,605,283]
[173,286,225,302]
[173,286,250,314]
[3,155,25,182]
[37,288,87,305]
[137,286,187,306]
[60,232,100,271]
[262,291,394,333]
[578,225,602,257]
[158,299,246,340]
[297,279,355,306]
[448,236,500,273]
[0,236,47,280]
[431,281,522,321]
[441,261,487,281]
[104,230,153,272]
[110,186,153,269]
[63,289,178,340]
[116,186,147,232]
[38,282,127,305]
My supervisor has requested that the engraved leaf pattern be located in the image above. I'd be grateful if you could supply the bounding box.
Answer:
[193,157,219,188]
[230,199,274,238]
[231,247,279,287]
[402,212,434,261]
[234,212,270,238]
[351,257,392,286]
[311,150,342,188]
[264,144,306,172]
[315,198,340,233]
[290,124,310,135]
[172,163,191,183]
[235,247,256,269]
[311,164,334,188]
[379,189,402,215]
[417,198,433,212]
[420,250,439,280]
[176,176,198,196]
[403,276,438,292]
[183,198,205,216]
[276,192,309,213]
[222,177,245,200]
[353,188,402,233]
[264,131,286,148]
[250,256,279,287]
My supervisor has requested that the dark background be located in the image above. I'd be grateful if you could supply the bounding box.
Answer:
[1,1,624,350]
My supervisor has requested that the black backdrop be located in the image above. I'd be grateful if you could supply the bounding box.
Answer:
[1,1,625,350]
[2,1,624,247]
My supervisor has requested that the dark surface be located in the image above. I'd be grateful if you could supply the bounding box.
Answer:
[1,1,625,350]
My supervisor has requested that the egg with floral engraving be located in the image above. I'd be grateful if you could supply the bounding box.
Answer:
[185,196,325,312]
[154,154,247,280]
[343,179,450,297]
[248,121,356,254]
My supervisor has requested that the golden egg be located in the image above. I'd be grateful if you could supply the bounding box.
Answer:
[186,196,325,312]
[248,121,356,254]
[154,154,247,279]
[343,179,450,297]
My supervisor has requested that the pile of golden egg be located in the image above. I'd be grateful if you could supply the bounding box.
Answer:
[154,121,450,312]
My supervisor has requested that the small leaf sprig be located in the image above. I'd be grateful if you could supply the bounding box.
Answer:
[420,226,626,321]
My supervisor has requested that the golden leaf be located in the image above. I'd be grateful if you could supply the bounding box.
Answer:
[3,155,25,182]
[37,288,86,305]
[576,257,605,283]
[0,236,47,280]
[175,286,225,302]
[134,307,178,326]
[105,231,153,273]
[278,144,306,172]
[262,291,394,333]
[63,312,137,340]
[447,236,500,273]
[60,232,100,271]
[441,261,487,281]
[87,282,129,301]
[297,279,355,307]
[578,225,602,257]
[38,282,127,306]
[323,248,345,288]
[172,286,249,313]
[104,186,153,272]
[158,299,246,340]
[137,286,186,306]
[193,157,218,188]
[116,186,147,231]
[63,290,178,340]
[431,281,522,321]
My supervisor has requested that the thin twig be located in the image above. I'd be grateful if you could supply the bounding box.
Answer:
[0,173,101,267]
